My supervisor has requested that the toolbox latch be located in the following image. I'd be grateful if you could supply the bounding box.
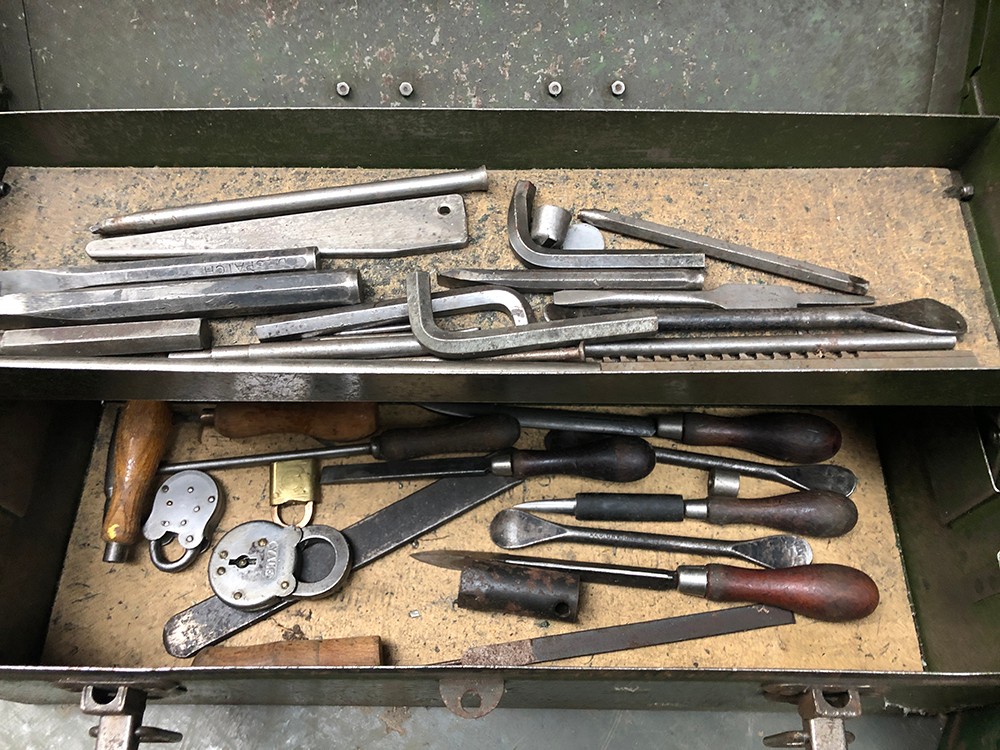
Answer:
[761,686,863,750]
[79,685,182,749]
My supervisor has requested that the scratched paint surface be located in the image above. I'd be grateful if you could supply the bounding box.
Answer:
[24,1,944,111]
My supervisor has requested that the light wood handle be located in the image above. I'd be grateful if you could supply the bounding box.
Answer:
[191,636,384,666]
[102,401,174,547]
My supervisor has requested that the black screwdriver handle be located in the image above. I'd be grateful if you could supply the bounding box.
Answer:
[574,493,685,521]
[700,563,879,622]
[509,437,655,483]
[705,491,858,537]
[675,412,842,463]
[372,414,520,461]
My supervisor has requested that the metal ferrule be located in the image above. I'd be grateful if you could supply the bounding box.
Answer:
[684,500,708,520]
[676,566,709,596]
[490,455,514,476]
[655,415,685,440]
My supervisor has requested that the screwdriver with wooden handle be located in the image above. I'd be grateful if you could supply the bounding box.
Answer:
[101,401,380,563]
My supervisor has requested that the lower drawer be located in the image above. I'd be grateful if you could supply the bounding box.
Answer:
[0,401,997,721]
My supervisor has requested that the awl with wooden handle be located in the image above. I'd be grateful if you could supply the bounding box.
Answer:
[102,401,174,563]
[413,550,880,622]
[514,490,859,537]
[420,403,842,464]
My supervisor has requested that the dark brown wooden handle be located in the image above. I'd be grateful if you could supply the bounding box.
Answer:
[510,436,656,482]
[705,491,858,537]
[680,412,841,463]
[704,563,879,621]
[191,636,383,666]
[102,401,173,547]
[211,402,378,441]
[373,414,520,461]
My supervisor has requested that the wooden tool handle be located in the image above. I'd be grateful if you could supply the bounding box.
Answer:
[705,491,858,537]
[191,636,383,666]
[510,437,655,483]
[704,564,879,622]
[373,414,520,461]
[680,412,842,463]
[102,400,173,548]
[210,402,378,441]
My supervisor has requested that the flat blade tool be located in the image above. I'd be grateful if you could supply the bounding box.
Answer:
[0,318,209,357]
[319,437,656,485]
[451,605,795,666]
[545,298,967,337]
[162,473,524,657]
[414,550,880,622]
[578,208,870,294]
[0,271,361,326]
[543,431,858,495]
[420,403,842,464]
[490,509,814,569]
[161,414,521,473]
[513,489,858,537]
[0,247,319,294]
[553,285,874,310]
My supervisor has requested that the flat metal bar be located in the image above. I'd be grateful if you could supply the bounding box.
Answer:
[85,195,468,259]
[437,268,706,292]
[0,110,994,169]
[584,333,958,357]
[0,319,208,357]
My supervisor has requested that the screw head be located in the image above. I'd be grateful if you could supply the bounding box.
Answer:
[959,184,975,201]
[611,80,626,97]
[336,81,351,97]
[547,81,563,97]
[398,81,414,97]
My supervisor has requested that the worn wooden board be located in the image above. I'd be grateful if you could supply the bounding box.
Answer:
[0,166,996,365]
[42,405,922,671]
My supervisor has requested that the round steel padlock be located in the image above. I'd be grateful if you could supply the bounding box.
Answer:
[208,520,302,610]
[293,525,352,600]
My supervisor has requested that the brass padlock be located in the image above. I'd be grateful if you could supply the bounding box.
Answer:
[269,459,317,527]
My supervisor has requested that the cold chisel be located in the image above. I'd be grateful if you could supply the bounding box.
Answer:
[513,489,858,537]
[414,550,880,622]
[0,318,209,357]
[0,271,360,326]
[0,247,319,294]
[420,403,842,463]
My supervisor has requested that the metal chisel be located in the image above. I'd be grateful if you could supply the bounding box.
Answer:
[0,247,318,294]
[0,271,360,326]
[414,550,880,622]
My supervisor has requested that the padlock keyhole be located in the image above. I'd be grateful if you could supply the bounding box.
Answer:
[230,555,257,569]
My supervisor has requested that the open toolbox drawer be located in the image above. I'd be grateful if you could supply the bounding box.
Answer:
[1,8,1000,745]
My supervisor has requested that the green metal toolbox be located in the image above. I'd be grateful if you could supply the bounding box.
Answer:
[0,2,998,746]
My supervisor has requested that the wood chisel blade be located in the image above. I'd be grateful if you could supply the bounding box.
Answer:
[162,473,523,658]
[86,194,469,259]
[457,604,795,666]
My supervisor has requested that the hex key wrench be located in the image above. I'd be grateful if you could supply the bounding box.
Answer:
[579,208,869,294]
[490,509,814,569]
[508,181,706,269]
[256,285,534,341]
[406,270,659,358]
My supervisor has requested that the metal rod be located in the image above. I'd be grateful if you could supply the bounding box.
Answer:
[90,166,489,235]
[0,318,209,357]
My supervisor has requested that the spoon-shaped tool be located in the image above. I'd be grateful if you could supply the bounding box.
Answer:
[489,509,813,568]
